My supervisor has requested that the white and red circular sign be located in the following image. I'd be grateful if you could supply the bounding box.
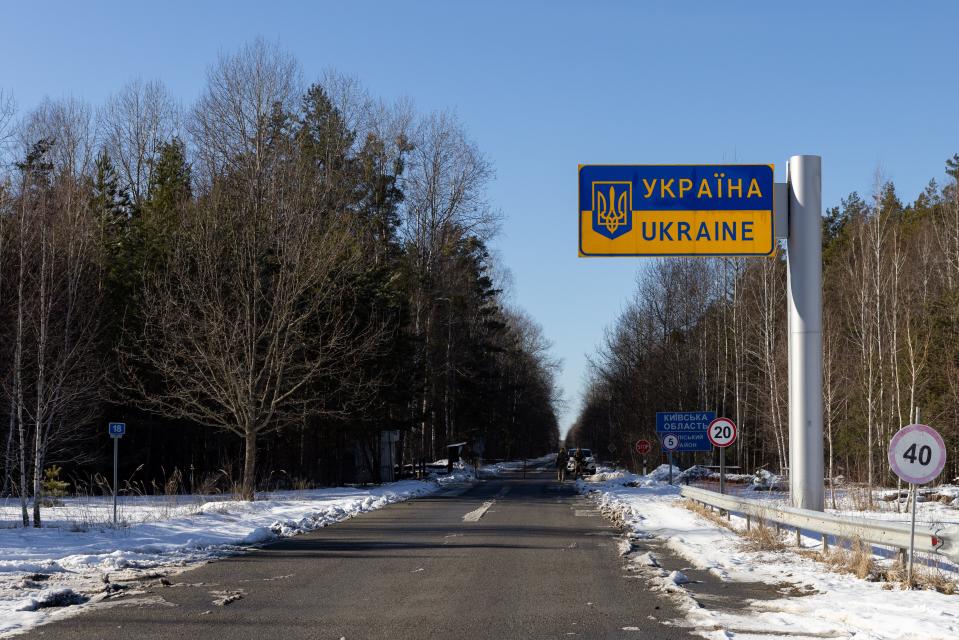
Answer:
[661,434,680,452]
[888,424,946,485]
[707,417,738,448]
[635,439,652,455]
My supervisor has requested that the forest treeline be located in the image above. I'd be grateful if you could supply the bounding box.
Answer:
[0,40,561,523]
[569,157,959,490]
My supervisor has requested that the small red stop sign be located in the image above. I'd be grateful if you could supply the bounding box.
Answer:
[635,439,651,455]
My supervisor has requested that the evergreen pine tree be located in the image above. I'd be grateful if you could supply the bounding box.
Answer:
[91,149,131,250]
[141,137,191,236]
[946,153,959,182]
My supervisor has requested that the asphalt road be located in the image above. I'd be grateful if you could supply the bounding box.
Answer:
[30,471,698,639]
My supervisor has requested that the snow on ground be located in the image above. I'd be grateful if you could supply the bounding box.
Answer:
[579,465,959,640]
[0,478,450,637]
[430,463,477,484]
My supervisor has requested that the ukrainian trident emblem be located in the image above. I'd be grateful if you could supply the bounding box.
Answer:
[591,181,632,240]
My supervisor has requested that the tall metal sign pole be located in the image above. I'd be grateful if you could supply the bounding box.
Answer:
[786,156,824,511]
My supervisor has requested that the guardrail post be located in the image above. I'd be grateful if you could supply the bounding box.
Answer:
[787,155,825,512]
[822,534,828,552]
[746,515,751,531]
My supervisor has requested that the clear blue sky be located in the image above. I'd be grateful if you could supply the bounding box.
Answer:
[3,1,958,435]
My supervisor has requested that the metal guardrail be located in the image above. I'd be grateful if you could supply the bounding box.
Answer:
[680,485,959,563]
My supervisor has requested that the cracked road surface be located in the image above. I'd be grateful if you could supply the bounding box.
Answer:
[28,472,703,639]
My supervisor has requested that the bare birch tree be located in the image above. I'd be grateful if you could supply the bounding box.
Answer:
[188,38,301,191]
[0,91,15,496]
[0,89,15,165]
[10,100,104,526]
[100,78,179,208]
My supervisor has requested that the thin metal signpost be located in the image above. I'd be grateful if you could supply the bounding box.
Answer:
[113,436,118,524]
[908,477,917,585]
[908,407,919,584]
[720,448,726,494]
[108,422,126,525]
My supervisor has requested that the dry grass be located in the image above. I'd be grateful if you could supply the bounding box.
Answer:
[682,499,786,551]
[682,498,734,531]
[845,485,876,511]
[684,499,959,593]
[164,468,183,496]
[917,564,959,594]
[194,470,232,496]
[804,540,958,592]
[740,516,786,551]
[818,538,876,580]
[880,556,959,593]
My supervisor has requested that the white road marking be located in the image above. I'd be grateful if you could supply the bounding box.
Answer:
[463,500,495,522]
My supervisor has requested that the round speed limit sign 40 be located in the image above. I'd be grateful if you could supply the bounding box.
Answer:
[888,424,946,485]
[707,417,737,448]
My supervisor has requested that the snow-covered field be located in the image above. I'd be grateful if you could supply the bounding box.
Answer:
[579,466,959,640]
[0,478,453,637]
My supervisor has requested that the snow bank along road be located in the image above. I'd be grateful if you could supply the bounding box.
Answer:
[14,471,728,639]
[0,481,444,636]
[581,468,959,639]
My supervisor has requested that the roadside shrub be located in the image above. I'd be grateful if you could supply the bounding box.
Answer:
[40,465,70,507]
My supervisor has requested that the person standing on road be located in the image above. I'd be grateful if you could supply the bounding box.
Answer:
[573,447,584,479]
[556,448,568,482]
[463,445,477,478]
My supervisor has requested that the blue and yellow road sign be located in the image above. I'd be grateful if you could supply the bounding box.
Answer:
[579,165,775,256]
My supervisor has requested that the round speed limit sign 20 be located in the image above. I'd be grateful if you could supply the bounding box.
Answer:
[888,424,946,485]
[707,417,737,448]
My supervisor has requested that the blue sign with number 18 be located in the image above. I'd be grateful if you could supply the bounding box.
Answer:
[108,422,126,438]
